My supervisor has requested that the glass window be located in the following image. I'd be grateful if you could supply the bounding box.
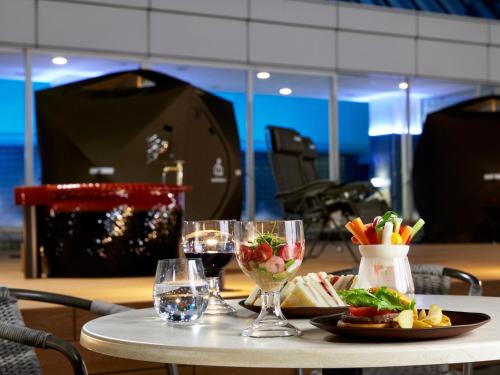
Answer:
[151,63,247,219]
[0,50,25,233]
[339,73,409,211]
[253,71,331,219]
[31,53,140,185]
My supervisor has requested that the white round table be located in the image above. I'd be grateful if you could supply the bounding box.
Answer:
[81,296,500,369]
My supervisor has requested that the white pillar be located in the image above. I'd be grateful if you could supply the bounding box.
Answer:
[24,48,34,186]
[401,79,413,220]
[328,73,340,182]
[245,69,255,219]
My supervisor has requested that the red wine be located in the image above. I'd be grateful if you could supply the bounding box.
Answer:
[185,252,234,277]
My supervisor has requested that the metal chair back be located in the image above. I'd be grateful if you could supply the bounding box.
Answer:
[0,287,43,375]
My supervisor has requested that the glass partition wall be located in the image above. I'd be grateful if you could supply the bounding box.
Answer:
[338,73,408,213]
[337,73,481,218]
[152,63,248,218]
[252,71,332,219]
[0,50,25,246]
[31,53,141,186]
[0,49,491,243]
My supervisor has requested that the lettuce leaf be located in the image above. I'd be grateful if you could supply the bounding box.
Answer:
[338,287,415,311]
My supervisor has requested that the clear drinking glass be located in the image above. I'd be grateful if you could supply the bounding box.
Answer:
[235,220,304,337]
[182,220,236,315]
[153,258,209,324]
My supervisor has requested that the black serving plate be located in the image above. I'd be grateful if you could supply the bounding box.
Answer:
[239,300,348,319]
[310,311,491,340]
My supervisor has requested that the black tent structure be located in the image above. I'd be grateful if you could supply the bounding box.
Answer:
[35,70,242,220]
[413,96,500,243]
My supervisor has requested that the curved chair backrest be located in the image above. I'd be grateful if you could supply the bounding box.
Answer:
[266,125,306,193]
[330,265,482,296]
[0,287,43,375]
[301,137,319,184]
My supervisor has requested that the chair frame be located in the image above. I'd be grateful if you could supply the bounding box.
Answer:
[3,288,179,375]
[2,288,93,375]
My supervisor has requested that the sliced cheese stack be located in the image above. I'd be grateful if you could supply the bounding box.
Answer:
[244,273,357,308]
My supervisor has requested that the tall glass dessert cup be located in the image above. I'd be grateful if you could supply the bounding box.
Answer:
[235,220,304,337]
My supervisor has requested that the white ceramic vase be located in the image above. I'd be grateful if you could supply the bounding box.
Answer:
[354,244,415,298]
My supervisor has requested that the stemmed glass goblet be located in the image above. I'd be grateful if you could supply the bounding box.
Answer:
[182,220,236,315]
[235,220,304,337]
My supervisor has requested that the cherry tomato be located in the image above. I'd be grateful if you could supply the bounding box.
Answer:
[278,244,293,261]
[253,243,273,262]
[348,306,395,317]
[293,242,303,259]
[239,244,253,262]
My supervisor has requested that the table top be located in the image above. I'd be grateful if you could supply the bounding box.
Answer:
[81,295,500,369]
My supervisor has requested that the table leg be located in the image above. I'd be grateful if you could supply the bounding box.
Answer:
[167,364,179,375]
[463,363,473,375]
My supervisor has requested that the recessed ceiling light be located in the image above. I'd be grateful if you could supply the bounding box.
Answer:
[52,56,68,65]
[279,87,292,96]
[398,81,409,90]
[256,71,270,80]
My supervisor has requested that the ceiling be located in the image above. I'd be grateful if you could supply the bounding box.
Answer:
[0,52,479,101]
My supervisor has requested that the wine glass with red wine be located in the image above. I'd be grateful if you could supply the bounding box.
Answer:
[182,220,236,315]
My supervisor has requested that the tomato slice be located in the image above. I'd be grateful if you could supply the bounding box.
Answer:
[348,306,395,317]
[278,244,293,261]
[239,244,252,262]
[254,243,273,262]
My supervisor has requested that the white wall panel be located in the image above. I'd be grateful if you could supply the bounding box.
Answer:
[490,22,500,46]
[338,4,415,36]
[250,0,335,28]
[338,31,415,75]
[417,40,487,81]
[488,47,500,83]
[151,13,246,62]
[38,1,147,54]
[249,23,335,68]
[151,0,247,18]
[0,0,35,45]
[418,15,488,44]
[62,0,148,8]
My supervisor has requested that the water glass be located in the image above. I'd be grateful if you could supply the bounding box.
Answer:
[153,258,209,324]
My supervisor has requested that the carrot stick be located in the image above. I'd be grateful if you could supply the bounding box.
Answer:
[346,218,370,245]
[351,236,360,244]
[401,225,412,245]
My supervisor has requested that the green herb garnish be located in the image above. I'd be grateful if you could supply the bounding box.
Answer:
[376,211,401,229]
[253,225,285,254]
